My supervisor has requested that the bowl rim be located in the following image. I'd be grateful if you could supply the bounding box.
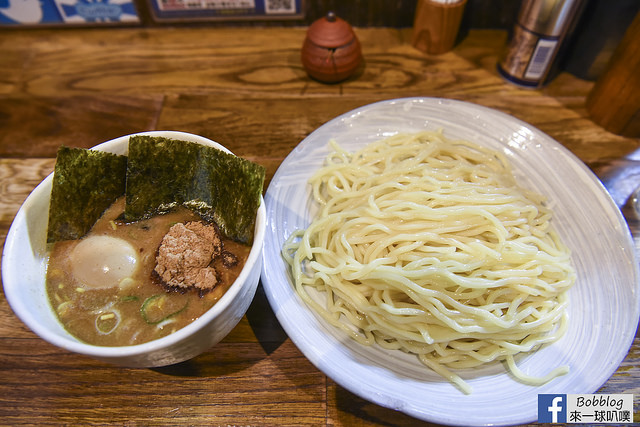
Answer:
[2,130,266,358]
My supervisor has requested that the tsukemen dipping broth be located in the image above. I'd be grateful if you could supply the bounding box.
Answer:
[47,197,250,346]
[45,137,265,347]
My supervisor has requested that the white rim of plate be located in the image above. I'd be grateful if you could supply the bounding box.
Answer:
[260,97,640,426]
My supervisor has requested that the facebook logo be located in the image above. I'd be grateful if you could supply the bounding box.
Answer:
[538,394,567,423]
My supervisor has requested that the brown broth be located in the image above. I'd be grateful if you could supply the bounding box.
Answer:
[46,197,250,346]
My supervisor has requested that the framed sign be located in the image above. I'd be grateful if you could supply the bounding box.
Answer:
[147,0,304,23]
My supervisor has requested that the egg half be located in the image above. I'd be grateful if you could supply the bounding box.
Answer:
[70,235,139,289]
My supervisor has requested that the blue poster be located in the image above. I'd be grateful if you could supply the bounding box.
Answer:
[56,0,139,23]
[0,0,63,24]
[0,0,139,25]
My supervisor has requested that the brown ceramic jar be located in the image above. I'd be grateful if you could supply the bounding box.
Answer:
[301,12,362,83]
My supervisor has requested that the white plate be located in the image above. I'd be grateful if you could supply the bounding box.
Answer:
[260,98,640,426]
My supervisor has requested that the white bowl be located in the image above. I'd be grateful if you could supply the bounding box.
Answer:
[2,131,266,368]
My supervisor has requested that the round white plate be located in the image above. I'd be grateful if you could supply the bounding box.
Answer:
[260,98,640,426]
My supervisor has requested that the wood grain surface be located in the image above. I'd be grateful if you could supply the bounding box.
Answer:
[0,26,638,426]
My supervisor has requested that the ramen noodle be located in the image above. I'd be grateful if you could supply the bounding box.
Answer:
[282,130,576,394]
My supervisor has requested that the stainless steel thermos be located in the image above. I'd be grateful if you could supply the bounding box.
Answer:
[498,0,584,87]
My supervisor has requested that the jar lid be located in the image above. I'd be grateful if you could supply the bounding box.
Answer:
[306,12,356,48]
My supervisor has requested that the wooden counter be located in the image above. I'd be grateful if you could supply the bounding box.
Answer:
[0,26,638,426]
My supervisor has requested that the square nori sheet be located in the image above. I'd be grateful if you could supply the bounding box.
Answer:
[47,146,127,243]
[125,135,265,244]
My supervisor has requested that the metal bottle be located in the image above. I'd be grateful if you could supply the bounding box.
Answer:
[498,0,584,87]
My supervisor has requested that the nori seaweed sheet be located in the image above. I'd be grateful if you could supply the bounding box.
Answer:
[125,135,265,244]
[46,146,127,243]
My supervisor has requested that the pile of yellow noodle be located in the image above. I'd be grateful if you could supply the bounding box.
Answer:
[282,130,576,394]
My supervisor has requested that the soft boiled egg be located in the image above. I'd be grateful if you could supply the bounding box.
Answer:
[70,235,139,289]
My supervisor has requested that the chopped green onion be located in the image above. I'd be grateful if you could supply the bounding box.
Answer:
[57,301,72,317]
[140,294,188,325]
[95,310,120,335]
[119,277,137,290]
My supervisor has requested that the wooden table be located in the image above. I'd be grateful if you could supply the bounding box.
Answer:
[0,26,638,426]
